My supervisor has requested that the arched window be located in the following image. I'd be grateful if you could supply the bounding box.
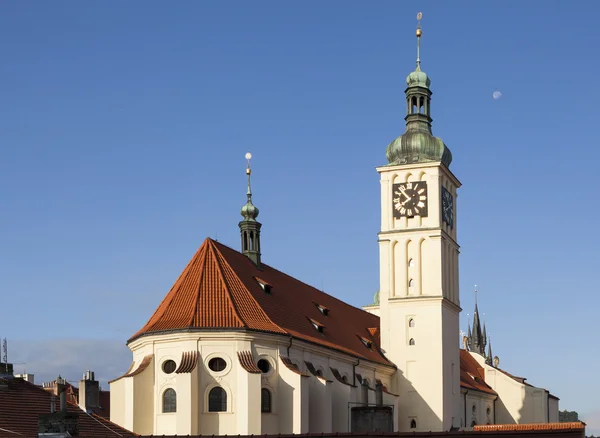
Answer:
[409,338,415,346]
[162,388,176,413]
[410,419,417,429]
[408,279,414,287]
[261,388,272,413]
[408,318,415,328]
[208,387,227,412]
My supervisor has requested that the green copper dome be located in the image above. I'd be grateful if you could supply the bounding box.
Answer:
[386,129,452,167]
[385,15,452,168]
[241,200,259,221]
[406,68,431,88]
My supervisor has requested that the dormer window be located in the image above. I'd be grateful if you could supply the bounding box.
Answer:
[313,302,329,316]
[358,336,373,350]
[308,318,324,334]
[255,278,272,294]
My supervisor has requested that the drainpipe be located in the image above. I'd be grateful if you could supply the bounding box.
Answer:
[352,359,360,387]
[286,336,293,357]
[464,390,468,427]
[493,398,497,424]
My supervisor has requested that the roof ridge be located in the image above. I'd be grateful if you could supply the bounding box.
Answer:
[188,241,209,328]
[206,239,246,328]
[210,240,286,334]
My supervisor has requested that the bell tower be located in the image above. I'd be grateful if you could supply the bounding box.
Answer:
[377,13,461,432]
[239,152,262,266]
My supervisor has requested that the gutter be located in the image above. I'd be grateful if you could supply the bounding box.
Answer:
[464,390,468,427]
[353,359,360,387]
[287,336,293,357]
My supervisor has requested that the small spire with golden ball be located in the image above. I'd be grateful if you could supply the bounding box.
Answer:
[416,12,423,70]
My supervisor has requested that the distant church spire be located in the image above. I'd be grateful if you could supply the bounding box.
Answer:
[486,336,493,366]
[239,152,262,267]
[467,286,487,356]
[385,12,452,168]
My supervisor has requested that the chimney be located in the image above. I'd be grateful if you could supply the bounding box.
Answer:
[375,382,383,406]
[38,375,79,436]
[79,370,100,412]
[0,362,13,376]
[361,380,369,406]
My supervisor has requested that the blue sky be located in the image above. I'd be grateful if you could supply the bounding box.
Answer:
[1,1,599,431]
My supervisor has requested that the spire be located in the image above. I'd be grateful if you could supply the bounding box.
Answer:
[239,152,262,266]
[415,12,423,71]
[467,285,487,356]
[385,12,452,168]
[486,336,493,366]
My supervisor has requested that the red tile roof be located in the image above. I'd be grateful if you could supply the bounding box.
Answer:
[474,423,586,432]
[131,238,391,366]
[0,376,135,437]
[109,354,153,384]
[237,351,261,374]
[175,351,199,374]
[459,349,497,396]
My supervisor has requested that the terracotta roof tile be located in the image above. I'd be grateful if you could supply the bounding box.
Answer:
[130,239,391,366]
[330,367,354,387]
[108,354,153,383]
[175,351,199,374]
[0,377,134,437]
[474,422,586,432]
[460,349,497,396]
[237,351,261,374]
[280,356,310,377]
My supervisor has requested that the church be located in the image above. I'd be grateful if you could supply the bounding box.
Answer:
[109,15,559,436]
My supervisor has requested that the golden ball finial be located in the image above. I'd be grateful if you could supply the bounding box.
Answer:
[246,167,251,175]
[416,28,422,37]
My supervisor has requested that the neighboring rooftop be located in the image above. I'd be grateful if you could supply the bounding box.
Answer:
[0,376,133,437]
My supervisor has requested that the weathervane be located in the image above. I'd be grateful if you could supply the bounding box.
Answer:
[245,152,253,198]
[416,12,423,70]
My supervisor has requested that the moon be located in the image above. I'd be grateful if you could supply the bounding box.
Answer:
[492,91,502,100]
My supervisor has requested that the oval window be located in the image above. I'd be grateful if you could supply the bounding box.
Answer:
[257,359,271,374]
[208,357,227,372]
[162,360,176,374]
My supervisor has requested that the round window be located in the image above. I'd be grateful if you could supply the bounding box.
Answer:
[208,357,227,372]
[257,359,271,374]
[162,360,176,374]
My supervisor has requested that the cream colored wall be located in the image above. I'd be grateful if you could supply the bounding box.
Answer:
[461,389,496,426]
[109,378,126,427]
[363,305,380,317]
[309,376,333,432]
[277,354,308,434]
[115,325,397,436]
[235,341,261,435]
[377,162,461,433]
[549,397,559,422]
[133,356,154,435]
[470,352,550,424]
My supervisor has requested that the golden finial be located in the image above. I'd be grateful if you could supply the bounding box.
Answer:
[415,12,423,70]
[245,152,252,175]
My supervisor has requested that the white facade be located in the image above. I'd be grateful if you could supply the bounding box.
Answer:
[111,331,398,436]
[376,162,462,432]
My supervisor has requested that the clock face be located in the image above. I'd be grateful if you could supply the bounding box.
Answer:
[442,186,454,228]
[392,181,428,218]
